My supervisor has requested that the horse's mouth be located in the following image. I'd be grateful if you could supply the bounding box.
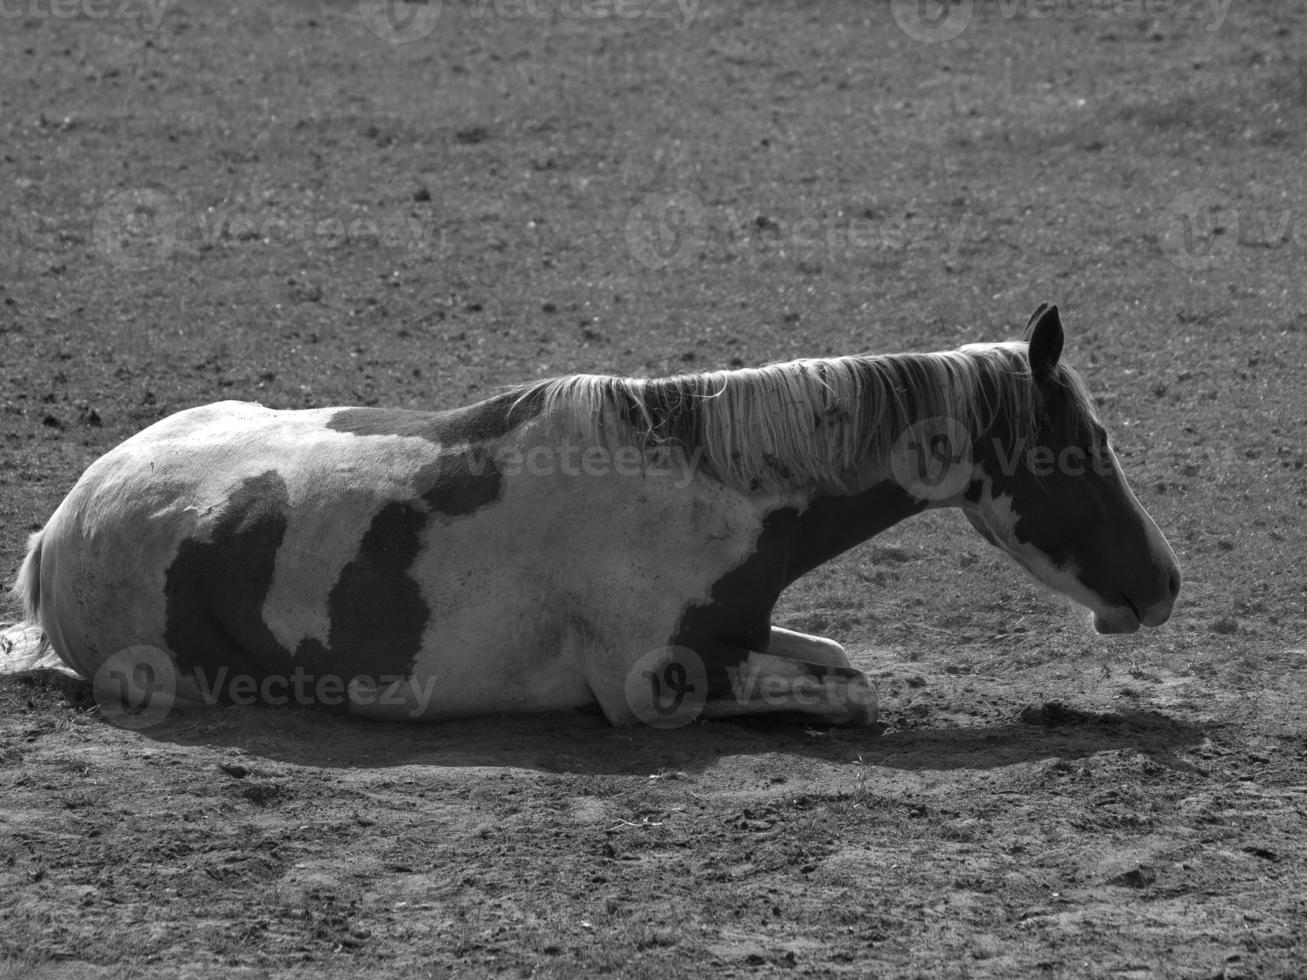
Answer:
[1093,608,1142,635]
[1089,589,1139,634]
[1093,588,1177,634]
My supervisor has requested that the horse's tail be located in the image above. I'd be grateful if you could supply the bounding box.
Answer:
[16,530,44,627]
[1,531,53,671]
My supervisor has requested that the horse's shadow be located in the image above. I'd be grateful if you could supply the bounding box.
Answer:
[12,670,1208,777]
[138,694,1206,777]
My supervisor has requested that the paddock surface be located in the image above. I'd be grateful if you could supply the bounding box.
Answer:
[2,1,1305,976]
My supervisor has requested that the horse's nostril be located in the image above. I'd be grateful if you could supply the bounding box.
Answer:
[1168,568,1181,598]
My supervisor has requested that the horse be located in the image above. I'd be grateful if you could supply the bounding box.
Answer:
[8,304,1179,728]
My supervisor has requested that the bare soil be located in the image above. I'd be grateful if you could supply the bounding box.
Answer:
[2,1,1305,976]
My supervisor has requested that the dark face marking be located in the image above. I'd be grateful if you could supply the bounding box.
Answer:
[974,366,1178,621]
[165,470,295,687]
[669,481,923,697]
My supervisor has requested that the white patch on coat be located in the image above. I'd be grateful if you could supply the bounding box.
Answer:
[397,413,779,721]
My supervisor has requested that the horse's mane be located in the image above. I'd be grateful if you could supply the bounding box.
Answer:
[508,342,1099,493]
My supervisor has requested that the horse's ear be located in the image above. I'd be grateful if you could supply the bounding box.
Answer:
[1022,302,1050,340]
[1026,303,1063,380]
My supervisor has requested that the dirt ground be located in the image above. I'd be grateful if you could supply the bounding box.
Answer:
[2,0,1305,976]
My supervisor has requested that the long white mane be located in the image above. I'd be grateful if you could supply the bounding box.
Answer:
[511,342,1099,493]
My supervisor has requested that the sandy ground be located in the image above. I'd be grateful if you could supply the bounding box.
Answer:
[2,0,1306,976]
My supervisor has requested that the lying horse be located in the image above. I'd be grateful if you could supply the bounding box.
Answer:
[11,304,1179,727]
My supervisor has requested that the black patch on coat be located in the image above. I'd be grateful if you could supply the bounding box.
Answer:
[669,481,924,698]
[329,387,531,522]
[293,495,432,685]
[164,470,295,691]
[327,390,530,521]
[420,451,504,517]
[294,454,506,687]
[327,388,545,446]
[161,450,510,708]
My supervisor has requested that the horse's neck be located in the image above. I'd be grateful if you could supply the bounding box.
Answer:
[765,481,928,587]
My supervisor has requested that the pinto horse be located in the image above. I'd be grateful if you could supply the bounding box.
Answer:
[9,304,1178,727]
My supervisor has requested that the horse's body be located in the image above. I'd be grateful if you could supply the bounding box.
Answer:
[11,306,1179,726]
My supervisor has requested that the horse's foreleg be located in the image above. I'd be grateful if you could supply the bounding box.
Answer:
[767,625,851,668]
[698,650,877,727]
[578,631,875,729]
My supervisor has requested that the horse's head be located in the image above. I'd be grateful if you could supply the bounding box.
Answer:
[961,304,1180,634]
